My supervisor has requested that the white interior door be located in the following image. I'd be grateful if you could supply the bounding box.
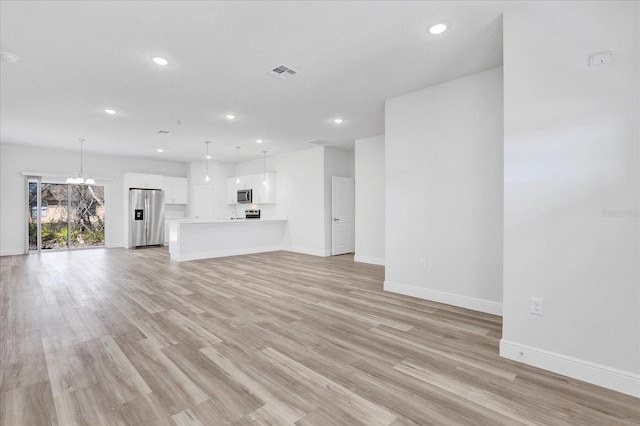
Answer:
[332,176,355,255]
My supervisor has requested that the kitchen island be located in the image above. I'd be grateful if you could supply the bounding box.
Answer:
[168,218,288,262]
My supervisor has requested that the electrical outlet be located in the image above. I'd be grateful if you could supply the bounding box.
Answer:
[419,259,427,269]
[531,297,543,315]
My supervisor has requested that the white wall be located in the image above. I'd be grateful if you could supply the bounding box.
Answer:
[385,67,504,315]
[354,135,385,265]
[348,150,356,178]
[501,1,640,397]
[276,147,326,255]
[324,147,352,255]
[0,143,186,254]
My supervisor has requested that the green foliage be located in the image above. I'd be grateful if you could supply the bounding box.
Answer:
[30,220,104,249]
[83,229,105,245]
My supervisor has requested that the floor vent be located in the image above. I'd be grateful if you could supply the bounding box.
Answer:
[268,65,298,80]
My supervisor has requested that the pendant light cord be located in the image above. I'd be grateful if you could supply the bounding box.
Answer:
[204,141,211,182]
[263,150,267,184]
[236,146,241,182]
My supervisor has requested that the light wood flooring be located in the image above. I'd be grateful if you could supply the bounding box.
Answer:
[1,248,638,425]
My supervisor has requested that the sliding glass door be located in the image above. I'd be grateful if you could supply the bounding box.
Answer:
[28,177,105,251]
[69,184,105,248]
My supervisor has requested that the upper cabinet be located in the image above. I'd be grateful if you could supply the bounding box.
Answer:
[226,173,277,204]
[227,177,238,204]
[124,173,164,190]
[252,173,277,204]
[164,176,188,204]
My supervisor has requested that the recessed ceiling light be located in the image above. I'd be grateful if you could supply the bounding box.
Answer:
[256,139,263,144]
[334,118,344,124]
[104,109,116,115]
[225,114,236,120]
[157,149,164,153]
[205,154,212,159]
[429,24,448,35]
[152,57,168,66]
[1,52,19,63]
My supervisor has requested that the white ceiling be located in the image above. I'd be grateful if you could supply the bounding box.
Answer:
[0,1,504,163]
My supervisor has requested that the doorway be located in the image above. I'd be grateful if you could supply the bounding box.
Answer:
[28,177,105,251]
[331,176,355,255]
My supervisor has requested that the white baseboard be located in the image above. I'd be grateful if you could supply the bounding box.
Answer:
[384,280,502,316]
[286,246,331,257]
[172,245,284,262]
[500,339,640,398]
[354,255,385,266]
[0,248,26,256]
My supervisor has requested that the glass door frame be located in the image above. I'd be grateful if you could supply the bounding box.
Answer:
[28,176,43,252]
[27,175,107,253]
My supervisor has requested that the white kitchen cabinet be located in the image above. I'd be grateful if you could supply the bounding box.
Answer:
[192,184,214,218]
[124,173,164,190]
[163,176,188,204]
[236,174,252,190]
[252,172,277,204]
[227,177,238,204]
[227,173,276,204]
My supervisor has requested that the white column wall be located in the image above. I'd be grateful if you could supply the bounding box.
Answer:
[354,135,385,265]
[385,67,504,315]
[276,147,326,255]
[501,1,640,396]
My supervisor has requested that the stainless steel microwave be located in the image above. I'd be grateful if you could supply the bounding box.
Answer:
[237,189,252,204]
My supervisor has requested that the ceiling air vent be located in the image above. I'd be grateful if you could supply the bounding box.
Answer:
[157,130,171,134]
[268,65,298,80]
[308,139,327,146]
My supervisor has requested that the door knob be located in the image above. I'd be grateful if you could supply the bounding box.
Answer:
[333,218,340,221]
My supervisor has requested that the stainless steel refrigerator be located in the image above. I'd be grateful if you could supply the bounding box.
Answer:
[129,189,164,248]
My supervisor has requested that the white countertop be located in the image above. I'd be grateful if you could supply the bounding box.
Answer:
[174,218,288,224]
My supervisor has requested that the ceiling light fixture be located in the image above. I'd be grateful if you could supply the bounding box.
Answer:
[157,148,164,153]
[152,57,168,66]
[429,23,448,35]
[235,146,241,184]
[334,118,344,124]
[104,109,116,115]
[66,139,95,185]
[0,52,19,63]
[262,151,267,186]
[204,141,211,182]
[226,114,236,120]
[256,139,263,144]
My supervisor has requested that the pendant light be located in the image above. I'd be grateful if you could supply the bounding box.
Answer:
[235,146,241,184]
[262,150,267,185]
[66,139,95,185]
[204,141,211,182]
